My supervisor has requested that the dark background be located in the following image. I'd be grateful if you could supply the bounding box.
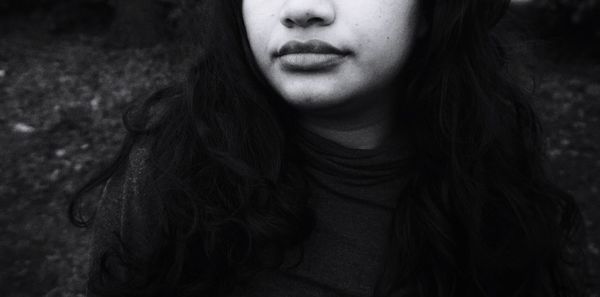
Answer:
[0,0,598,296]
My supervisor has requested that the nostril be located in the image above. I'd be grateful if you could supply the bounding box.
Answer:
[306,17,326,26]
[283,18,297,27]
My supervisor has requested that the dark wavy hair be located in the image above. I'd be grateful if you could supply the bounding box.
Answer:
[70,0,586,296]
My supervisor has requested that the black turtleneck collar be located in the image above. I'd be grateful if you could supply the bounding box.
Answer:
[290,125,415,209]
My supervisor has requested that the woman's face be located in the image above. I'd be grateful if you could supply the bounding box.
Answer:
[242,0,422,111]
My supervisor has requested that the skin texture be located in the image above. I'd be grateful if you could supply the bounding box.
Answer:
[242,0,421,148]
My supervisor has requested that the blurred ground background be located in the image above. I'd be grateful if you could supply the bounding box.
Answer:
[0,0,598,296]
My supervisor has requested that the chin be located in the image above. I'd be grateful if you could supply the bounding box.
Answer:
[275,80,352,107]
[280,90,350,111]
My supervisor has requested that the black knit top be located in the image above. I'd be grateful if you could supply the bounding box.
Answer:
[87,126,414,297]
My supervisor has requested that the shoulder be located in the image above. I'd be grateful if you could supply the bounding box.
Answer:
[92,134,158,248]
[87,133,162,288]
[86,86,185,294]
[92,83,190,241]
[89,85,177,264]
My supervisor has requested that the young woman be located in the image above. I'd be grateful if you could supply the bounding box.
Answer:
[70,0,587,296]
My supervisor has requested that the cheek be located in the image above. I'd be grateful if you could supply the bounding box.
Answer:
[242,2,276,65]
[357,1,420,77]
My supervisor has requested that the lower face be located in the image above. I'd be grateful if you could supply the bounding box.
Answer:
[242,0,422,113]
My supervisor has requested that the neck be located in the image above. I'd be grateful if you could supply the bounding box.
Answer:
[296,94,398,150]
[300,118,390,150]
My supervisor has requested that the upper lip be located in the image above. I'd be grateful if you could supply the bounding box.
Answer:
[275,40,349,57]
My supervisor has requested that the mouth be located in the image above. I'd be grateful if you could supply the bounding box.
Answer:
[274,40,351,71]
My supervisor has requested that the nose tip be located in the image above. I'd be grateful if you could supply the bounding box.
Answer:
[280,0,335,28]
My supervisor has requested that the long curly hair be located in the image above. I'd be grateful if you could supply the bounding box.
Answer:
[69,1,586,296]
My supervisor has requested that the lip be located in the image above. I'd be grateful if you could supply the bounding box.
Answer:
[275,40,349,57]
[274,40,350,71]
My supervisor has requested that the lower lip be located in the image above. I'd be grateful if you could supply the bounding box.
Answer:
[278,53,347,71]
